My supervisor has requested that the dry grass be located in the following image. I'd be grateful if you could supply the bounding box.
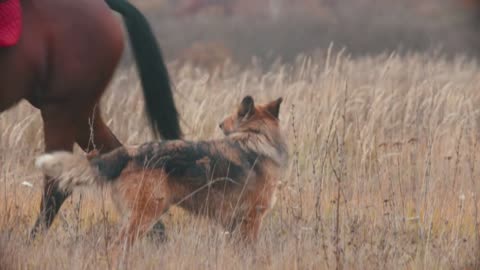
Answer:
[2,51,480,269]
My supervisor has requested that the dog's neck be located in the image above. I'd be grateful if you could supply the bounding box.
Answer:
[226,130,288,167]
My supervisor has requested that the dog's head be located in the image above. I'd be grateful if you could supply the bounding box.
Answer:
[219,96,283,136]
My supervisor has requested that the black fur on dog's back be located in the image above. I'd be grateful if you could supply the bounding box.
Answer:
[131,140,262,189]
[91,147,132,180]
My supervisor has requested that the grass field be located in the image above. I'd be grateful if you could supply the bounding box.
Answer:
[1,51,480,269]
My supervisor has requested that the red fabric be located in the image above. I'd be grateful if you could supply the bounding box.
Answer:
[0,0,22,47]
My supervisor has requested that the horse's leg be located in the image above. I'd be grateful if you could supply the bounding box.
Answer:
[27,0,124,238]
[30,105,77,238]
[74,104,121,154]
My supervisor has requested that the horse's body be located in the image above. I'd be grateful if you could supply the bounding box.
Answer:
[0,0,182,237]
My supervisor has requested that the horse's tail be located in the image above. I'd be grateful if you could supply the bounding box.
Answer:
[105,0,182,140]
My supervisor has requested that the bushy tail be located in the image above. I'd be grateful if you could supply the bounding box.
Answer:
[35,152,102,192]
[105,0,182,140]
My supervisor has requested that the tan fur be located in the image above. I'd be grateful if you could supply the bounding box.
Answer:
[36,96,288,250]
[35,152,99,192]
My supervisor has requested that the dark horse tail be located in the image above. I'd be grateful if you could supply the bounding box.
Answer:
[105,0,182,140]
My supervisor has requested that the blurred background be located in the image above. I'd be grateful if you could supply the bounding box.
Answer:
[126,0,480,68]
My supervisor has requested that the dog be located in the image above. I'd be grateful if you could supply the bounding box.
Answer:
[35,96,288,247]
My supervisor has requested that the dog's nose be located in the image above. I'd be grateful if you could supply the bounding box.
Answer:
[219,122,224,129]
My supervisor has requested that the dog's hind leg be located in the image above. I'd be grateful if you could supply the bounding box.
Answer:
[110,197,167,267]
[117,196,168,248]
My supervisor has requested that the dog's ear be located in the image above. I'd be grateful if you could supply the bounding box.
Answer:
[265,97,283,119]
[238,96,255,119]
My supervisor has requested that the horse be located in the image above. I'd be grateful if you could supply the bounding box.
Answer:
[0,0,182,238]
